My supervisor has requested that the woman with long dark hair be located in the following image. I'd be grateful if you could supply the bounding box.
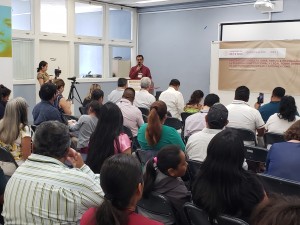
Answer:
[86,102,131,173]
[265,95,299,133]
[80,154,163,225]
[143,145,190,224]
[37,60,52,85]
[137,101,185,151]
[192,129,267,223]
[184,90,204,113]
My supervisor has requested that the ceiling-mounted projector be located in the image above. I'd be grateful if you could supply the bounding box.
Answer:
[254,0,274,12]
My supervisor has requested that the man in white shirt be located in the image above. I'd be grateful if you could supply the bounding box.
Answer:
[226,86,265,145]
[117,87,144,137]
[159,79,184,120]
[134,77,156,109]
[3,121,104,225]
[186,103,228,162]
[107,78,127,103]
[184,93,220,137]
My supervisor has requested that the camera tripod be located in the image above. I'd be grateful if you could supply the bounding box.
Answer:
[68,81,83,105]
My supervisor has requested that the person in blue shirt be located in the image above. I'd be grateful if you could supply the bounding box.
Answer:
[266,120,300,182]
[255,87,285,122]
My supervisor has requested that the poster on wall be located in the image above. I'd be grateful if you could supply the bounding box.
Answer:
[218,40,300,94]
[0,5,12,57]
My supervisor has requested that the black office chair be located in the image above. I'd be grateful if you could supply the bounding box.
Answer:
[164,117,183,130]
[142,114,148,123]
[0,146,19,171]
[79,106,87,115]
[226,127,257,146]
[181,112,193,140]
[186,159,202,183]
[258,173,300,197]
[136,149,157,167]
[184,202,249,225]
[137,192,177,225]
[264,132,285,146]
[138,107,150,116]
[244,145,268,163]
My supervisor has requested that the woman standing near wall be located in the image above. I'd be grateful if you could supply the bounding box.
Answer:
[37,61,52,85]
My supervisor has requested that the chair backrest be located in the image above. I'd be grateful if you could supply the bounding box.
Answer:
[142,114,148,123]
[187,159,203,182]
[264,132,285,146]
[138,107,150,116]
[226,127,257,146]
[244,145,268,163]
[164,117,182,130]
[258,173,300,197]
[184,202,249,225]
[136,149,157,167]
[122,125,133,139]
[181,112,193,124]
[79,106,87,115]
[0,147,19,168]
[137,192,177,225]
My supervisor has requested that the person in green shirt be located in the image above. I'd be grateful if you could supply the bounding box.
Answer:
[137,100,185,151]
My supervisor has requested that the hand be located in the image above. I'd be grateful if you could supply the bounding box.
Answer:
[66,148,84,168]
[254,102,261,109]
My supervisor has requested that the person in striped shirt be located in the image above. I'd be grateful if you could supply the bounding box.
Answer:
[2,121,104,225]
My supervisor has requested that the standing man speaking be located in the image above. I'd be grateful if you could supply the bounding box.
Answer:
[129,55,152,79]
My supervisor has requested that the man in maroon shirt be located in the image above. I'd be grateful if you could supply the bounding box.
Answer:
[129,55,152,79]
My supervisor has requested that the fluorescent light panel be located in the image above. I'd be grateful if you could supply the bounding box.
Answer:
[136,0,169,4]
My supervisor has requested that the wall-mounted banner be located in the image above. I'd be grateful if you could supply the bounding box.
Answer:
[219,40,300,94]
[0,5,12,57]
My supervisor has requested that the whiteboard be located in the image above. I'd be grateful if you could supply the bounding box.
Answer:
[220,20,300,41]
[210,41,300,109]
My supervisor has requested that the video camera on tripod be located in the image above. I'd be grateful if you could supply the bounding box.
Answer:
[67,76,83,105]
[67,76,78,83]
[54,68,61,78]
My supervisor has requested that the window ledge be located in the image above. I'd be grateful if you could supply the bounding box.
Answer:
[77,77,124,83]
[13,79,36,85]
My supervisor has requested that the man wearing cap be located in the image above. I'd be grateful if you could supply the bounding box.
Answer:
[186,103,228,162]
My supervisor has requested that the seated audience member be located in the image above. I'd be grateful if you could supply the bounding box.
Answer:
[251,195,300,225]
[69,101,101,153]
[0,168,7,224]
[226,86,265,145]
[0,84,11,120]
[86,102,131,174]
[265,120,300,182]
[192,129,267,223]
[134,77,156,109]
[143,145,190,225]
[81,89,104,115]
[32,83,64,125]
[108,78,128,103]
[2,121,104,225]
[138,101,185,151]
[159,79,184,119]
[82,83,101,107]
[0,97,31,176]
[186,103,228,162]
[53,78,72,115]
[265,95,300,134]
[81,154,162,225]
[184,90,204,113]
[117,88,144,138]
[184,93,220,137]
[255,87,285,122]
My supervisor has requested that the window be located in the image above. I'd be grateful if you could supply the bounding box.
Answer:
[109,7,132,40]
[12,0,31,31]
[75,2,103,37]
[12,39,34,80]
[40,0,67,34]
[75,44,103,78]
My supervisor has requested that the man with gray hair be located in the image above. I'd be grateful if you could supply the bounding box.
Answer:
[134,77,156,109]
[3,121,104,225]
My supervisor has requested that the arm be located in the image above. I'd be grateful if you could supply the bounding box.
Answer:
[137,110,144,127]
[59,97,72,115]
[146,67,152,79]
[177,93,185,115]
[38,78,45,86]
[122,148,132,155]
[21,136,32,160]
[129,66,139,79]
[69,116,84,131]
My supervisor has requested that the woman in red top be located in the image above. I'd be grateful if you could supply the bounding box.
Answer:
[80,154,162,225]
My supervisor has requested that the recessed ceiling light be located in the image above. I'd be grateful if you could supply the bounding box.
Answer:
[136,0,169,4]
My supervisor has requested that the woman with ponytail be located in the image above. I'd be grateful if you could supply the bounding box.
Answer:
[137,101,185,151]
[143,145,190,225]
[37,61,52,85]
[80,154,163,225]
